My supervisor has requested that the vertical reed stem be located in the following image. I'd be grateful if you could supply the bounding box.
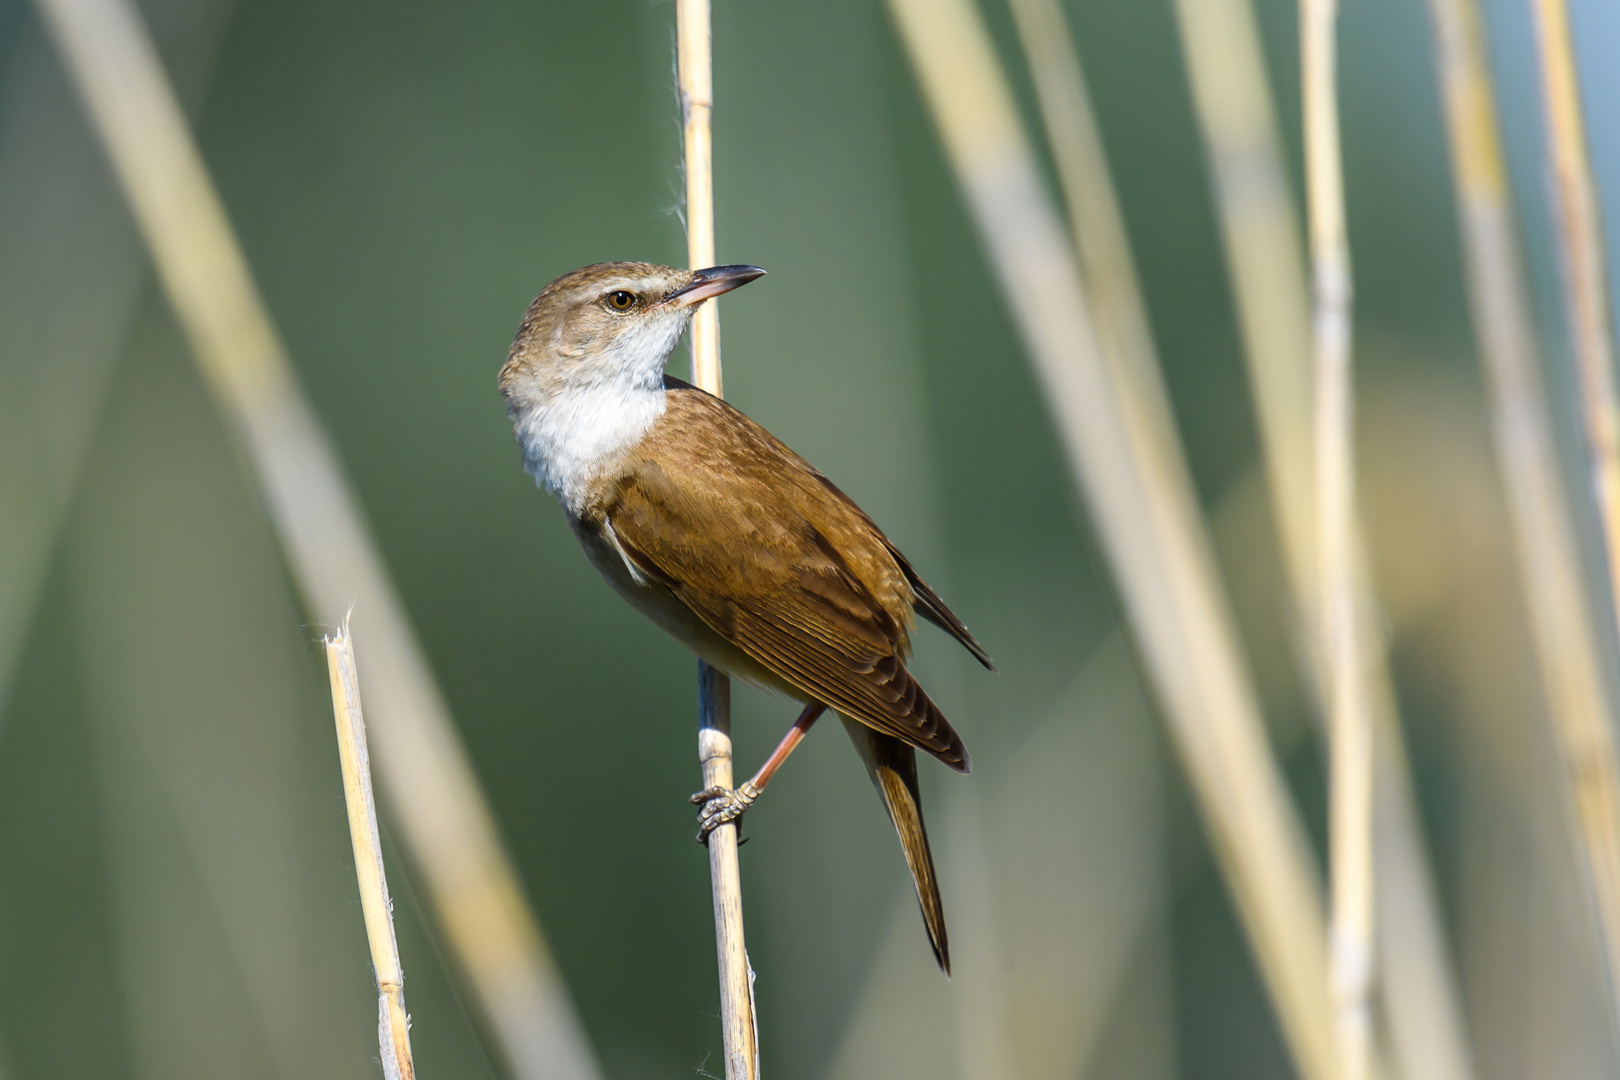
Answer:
[1302,1,1372,1077]
[676,2,757,1076]
[1526,0,1620,1033]
[326,623,417,1080]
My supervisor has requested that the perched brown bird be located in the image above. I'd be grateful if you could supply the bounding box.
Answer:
[500,261,992,972]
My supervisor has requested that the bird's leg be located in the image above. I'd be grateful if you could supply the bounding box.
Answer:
[693,701,827,841]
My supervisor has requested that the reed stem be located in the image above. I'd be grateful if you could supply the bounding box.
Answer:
[1171,1,1473,1075]
[886,1,1338,1076]
[1301,1,1373,1077]
[676,2,757,1075]
[30,1,599,1075]
[325,623,417,1080]
[1521,0,1620,1035]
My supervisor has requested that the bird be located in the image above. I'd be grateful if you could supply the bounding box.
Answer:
[499,261,993,972]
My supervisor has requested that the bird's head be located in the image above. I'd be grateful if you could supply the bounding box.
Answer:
[500,261,765,406]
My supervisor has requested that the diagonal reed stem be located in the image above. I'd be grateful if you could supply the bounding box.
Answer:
[1301,2,1374,1078]
[30,1,600,1076]
[325,623,417,1080]
[676,2,758,1076]
[1003,0,1172,458]
[885,1,1338,1077]
[1519,0,1620,1036]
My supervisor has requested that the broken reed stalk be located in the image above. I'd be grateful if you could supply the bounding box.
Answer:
[326,624,417,1080]
[30,1,601,1077]
[1301,1,1373,1078]
[1170,2,1474,1076]
[884,1,1337,1078]
[675,2,758,1077]
[1519,0,1620,1033]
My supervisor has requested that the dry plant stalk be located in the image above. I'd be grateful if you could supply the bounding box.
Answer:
[676,1,758,1076]
[1468,0,1620,1029]
[1167,0,1315,609]
[326,625,417,1080]
[1529,0,1620,659]
[885,1,1337,1077]
[1301,1,1373,1077]
[1003,0,1169,446]
[1170,2,1474,1076]
[31,1,600,1076]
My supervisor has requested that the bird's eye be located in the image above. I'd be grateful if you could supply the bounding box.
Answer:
[606,290,636,311]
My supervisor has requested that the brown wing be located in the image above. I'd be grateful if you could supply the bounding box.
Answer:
[809,472,995,671]
[602,385,970,772]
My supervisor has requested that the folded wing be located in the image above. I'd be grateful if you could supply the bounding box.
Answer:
[602,383,972,773]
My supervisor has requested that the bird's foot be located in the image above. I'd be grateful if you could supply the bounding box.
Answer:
[690,781,760,844]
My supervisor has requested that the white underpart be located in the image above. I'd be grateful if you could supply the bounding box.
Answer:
[510,311,687,516]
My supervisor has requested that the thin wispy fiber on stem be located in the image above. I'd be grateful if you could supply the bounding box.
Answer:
[29,0,600,1076]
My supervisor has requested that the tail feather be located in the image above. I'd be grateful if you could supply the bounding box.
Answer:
[842,716,950,974]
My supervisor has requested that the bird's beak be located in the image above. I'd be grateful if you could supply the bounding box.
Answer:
[661,264,767,308]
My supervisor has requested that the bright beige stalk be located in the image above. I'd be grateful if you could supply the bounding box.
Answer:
[326,625,416,1080]
[1170,0,1474,1075]
[676,2,758,1077]
[1453,0,1620,1032]
[1301,1,1373,1078]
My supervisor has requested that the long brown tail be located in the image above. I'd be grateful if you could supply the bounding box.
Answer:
[841,716,950,974]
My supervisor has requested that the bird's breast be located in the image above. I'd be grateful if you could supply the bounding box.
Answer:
[511,383,666,515]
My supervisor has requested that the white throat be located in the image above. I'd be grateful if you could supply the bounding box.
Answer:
[509,315,685,516]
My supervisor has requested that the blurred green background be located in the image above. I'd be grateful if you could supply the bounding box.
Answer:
[2,0,1619,1077]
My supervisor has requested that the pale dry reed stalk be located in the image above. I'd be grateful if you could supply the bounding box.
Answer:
[884,1,1337,1077]
[325,624,417,1080]
[1170,3,1473,1076]
[675,1,758,1076]
[31,1,600,1076]
[1516,0,1620,1036]
[1301,1,1373,1077]
[1003,0,1171,458]
[1529,0,1620,664]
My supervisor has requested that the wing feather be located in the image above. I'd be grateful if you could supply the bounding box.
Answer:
[603,386,971,772]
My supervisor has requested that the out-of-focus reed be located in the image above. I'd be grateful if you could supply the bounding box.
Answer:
[30,0,600,1076]
[1452,0,1620,1035]
[884,1,1337,1077]
[325,623,417,1080]
[1300,1,1373,1077]
[1528,0,1620,674]
[0,0,229,711]
[1170,1,1474,1075]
